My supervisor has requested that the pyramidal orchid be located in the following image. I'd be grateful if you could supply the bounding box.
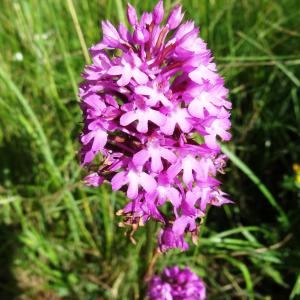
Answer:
[80,0,232,252]
[147,266,206,300]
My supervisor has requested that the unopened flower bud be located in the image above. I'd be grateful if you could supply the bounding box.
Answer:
[153,0,164,24]
[127,3,138,26]
[167,4,184,30]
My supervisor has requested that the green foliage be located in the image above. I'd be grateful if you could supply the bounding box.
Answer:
[0,0,299,299]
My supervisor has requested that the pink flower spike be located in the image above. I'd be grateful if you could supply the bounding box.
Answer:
[80,0,232,252]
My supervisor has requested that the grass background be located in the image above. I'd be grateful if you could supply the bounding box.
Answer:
[0,0,300,299]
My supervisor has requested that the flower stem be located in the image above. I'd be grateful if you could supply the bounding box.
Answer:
[144,248,161,282]
[145,221,155,264]
[144,221,160,282]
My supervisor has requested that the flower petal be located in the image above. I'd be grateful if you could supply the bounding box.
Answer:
[133,149,150,166]
[139,173,157,194]
[120,111,137,126]
[132,68,148,84]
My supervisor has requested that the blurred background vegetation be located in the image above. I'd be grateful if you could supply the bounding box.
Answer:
[0,0,299,299]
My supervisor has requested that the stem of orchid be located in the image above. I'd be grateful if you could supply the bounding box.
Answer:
[193,207,211,256]
[144,247,161,282]
[200,206,210,240]
[145,220,155,264]
[143,221,160,282]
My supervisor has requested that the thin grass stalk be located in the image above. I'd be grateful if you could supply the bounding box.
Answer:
[66,0,91,64]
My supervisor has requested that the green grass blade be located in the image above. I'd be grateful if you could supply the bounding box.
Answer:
[66,0,91,64]
[224,257,254,300]
[114,0,127,25]
[238,31,300,87]
[290,273,300,299]
[0,66,60,181]
[221,145,289,227]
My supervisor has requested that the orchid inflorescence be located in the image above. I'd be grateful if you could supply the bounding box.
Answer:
[147,266,206,300]
[80,0,232,252]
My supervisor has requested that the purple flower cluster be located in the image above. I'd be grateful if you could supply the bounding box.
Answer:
[80,0,232,251]
[147,266,206,300]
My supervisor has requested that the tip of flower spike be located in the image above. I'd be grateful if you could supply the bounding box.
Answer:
[167,4,184,30]
[127,3,138,26]
[153,0,164,24]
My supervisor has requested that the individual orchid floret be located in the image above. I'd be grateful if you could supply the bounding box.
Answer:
[147,266,206,300]
[107,51,148,86]
[111,165,157,199]
[84,173,104,187]
[80,1,232,252]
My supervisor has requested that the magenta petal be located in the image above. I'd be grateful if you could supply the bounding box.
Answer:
[148,109,166,126]
[137,116,149,133]
[173,216,189,235]
[183,163,193,185]
[167,161,182,180]
[140,173,157,194]
[132,68,148,84]
[117,71,131,86]
[111,171,128,191]
[151,150,163,173]
[107,65,123,75]
[102,21,120,41]
[120,111,137,126]
[161,118,176,135]
[127,180,139,199]
[135,85,153,96]
[167,4,184,30]
[178,116,193,133]
[133,149,150,166]
[204,134,219,150]
[188,98,204,119]
[168,188,181,208]
[81,149,95,165]
[81,131,94,145]
[160,148,177,163]
[189,65,218,84]
[92,130,107,152]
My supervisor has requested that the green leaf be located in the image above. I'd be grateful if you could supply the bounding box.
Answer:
[290,273,300,299]
[221,145,289,227]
